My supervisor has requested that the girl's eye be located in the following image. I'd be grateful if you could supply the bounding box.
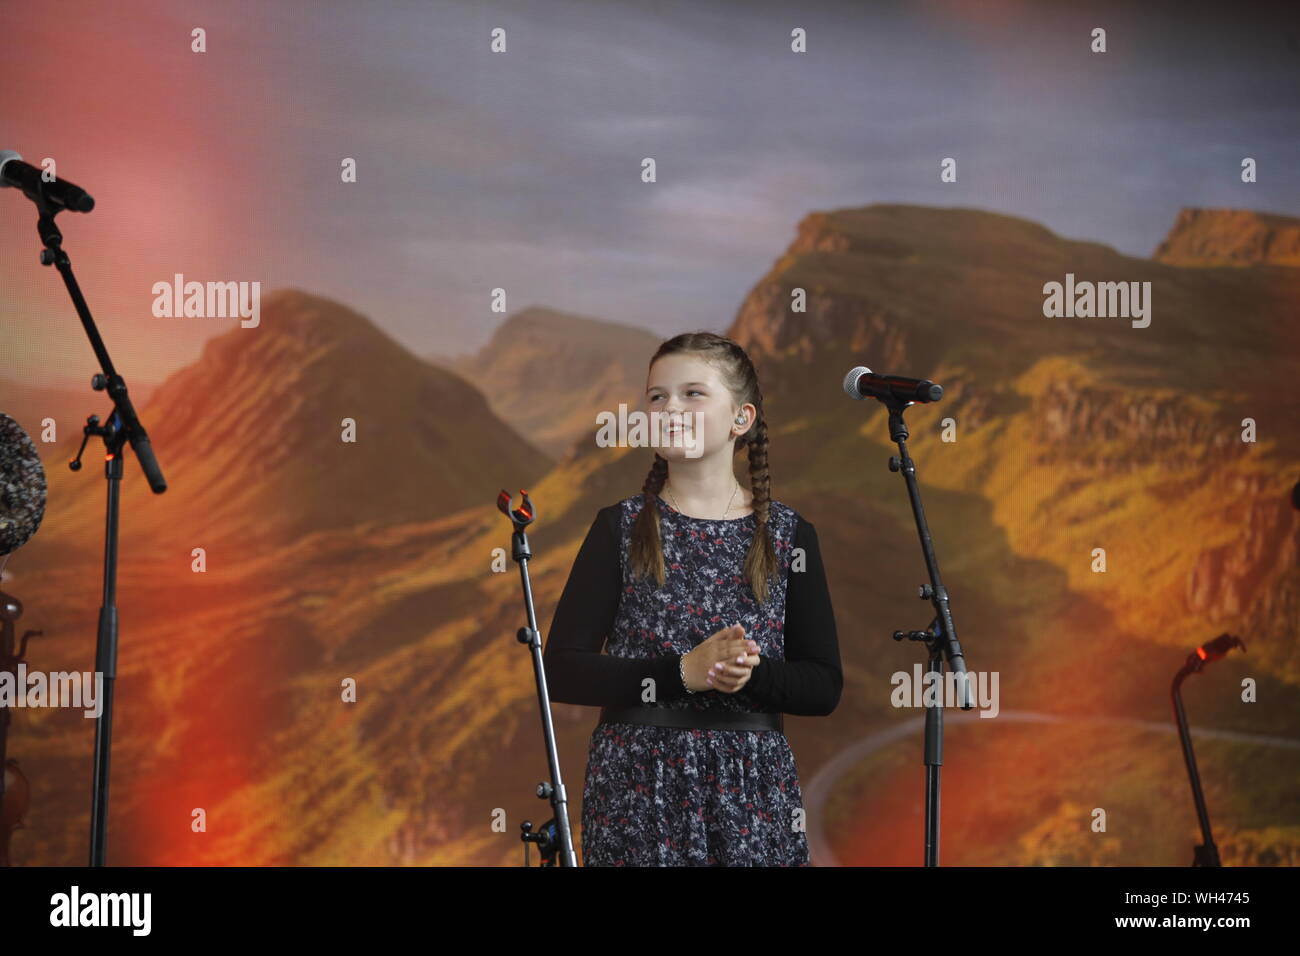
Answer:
[650,392,702,399]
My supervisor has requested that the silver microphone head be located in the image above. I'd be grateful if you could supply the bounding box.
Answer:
[842,366,872,400]
[0,150,25,185]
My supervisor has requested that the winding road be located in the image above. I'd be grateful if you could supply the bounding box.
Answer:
[803,708,1300,866]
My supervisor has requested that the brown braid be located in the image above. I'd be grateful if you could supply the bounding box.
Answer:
[742,405,778,604]
[629,332,779,603]
[630,452,670,589]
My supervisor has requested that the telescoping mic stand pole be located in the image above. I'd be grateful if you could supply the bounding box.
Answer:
[497,489,578,867]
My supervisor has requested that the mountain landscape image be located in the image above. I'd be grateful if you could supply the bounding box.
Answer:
[3,202,1298,866]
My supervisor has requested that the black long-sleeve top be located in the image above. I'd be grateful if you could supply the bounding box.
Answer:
[543,502,842,716]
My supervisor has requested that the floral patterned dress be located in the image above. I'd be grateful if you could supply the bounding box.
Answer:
[544,493,841,867]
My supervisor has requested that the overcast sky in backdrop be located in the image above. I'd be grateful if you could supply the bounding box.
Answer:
[3,0,1298,384]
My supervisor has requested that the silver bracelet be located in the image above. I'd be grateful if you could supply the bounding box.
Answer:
[680,654,696,694]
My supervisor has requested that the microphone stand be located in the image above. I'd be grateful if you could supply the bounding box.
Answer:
[879,396,974,866]
[496,490,578,867]
[1172,633,1245,867]
[22,184,168,866]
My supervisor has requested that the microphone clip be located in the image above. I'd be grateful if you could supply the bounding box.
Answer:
[497,488,535,531]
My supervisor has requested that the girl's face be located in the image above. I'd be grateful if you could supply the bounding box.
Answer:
[645,353,749,459]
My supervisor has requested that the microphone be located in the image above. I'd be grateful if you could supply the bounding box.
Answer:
[842,366,943,404]
[0,150,95,212]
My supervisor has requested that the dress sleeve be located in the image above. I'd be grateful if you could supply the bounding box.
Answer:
[543,505,688,707]
[744,516,843,716]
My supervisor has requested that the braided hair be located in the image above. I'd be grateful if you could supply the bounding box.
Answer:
[629,332,779,603]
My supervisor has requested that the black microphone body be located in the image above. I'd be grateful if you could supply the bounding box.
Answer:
[843,366,943,404]
[0,151,95,212]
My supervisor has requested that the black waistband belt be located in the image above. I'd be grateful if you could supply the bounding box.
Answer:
[599,705,783,733]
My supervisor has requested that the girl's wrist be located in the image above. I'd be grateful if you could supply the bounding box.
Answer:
[680,653,696,694]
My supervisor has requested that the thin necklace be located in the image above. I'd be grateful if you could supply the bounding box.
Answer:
[665,481,742,520]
